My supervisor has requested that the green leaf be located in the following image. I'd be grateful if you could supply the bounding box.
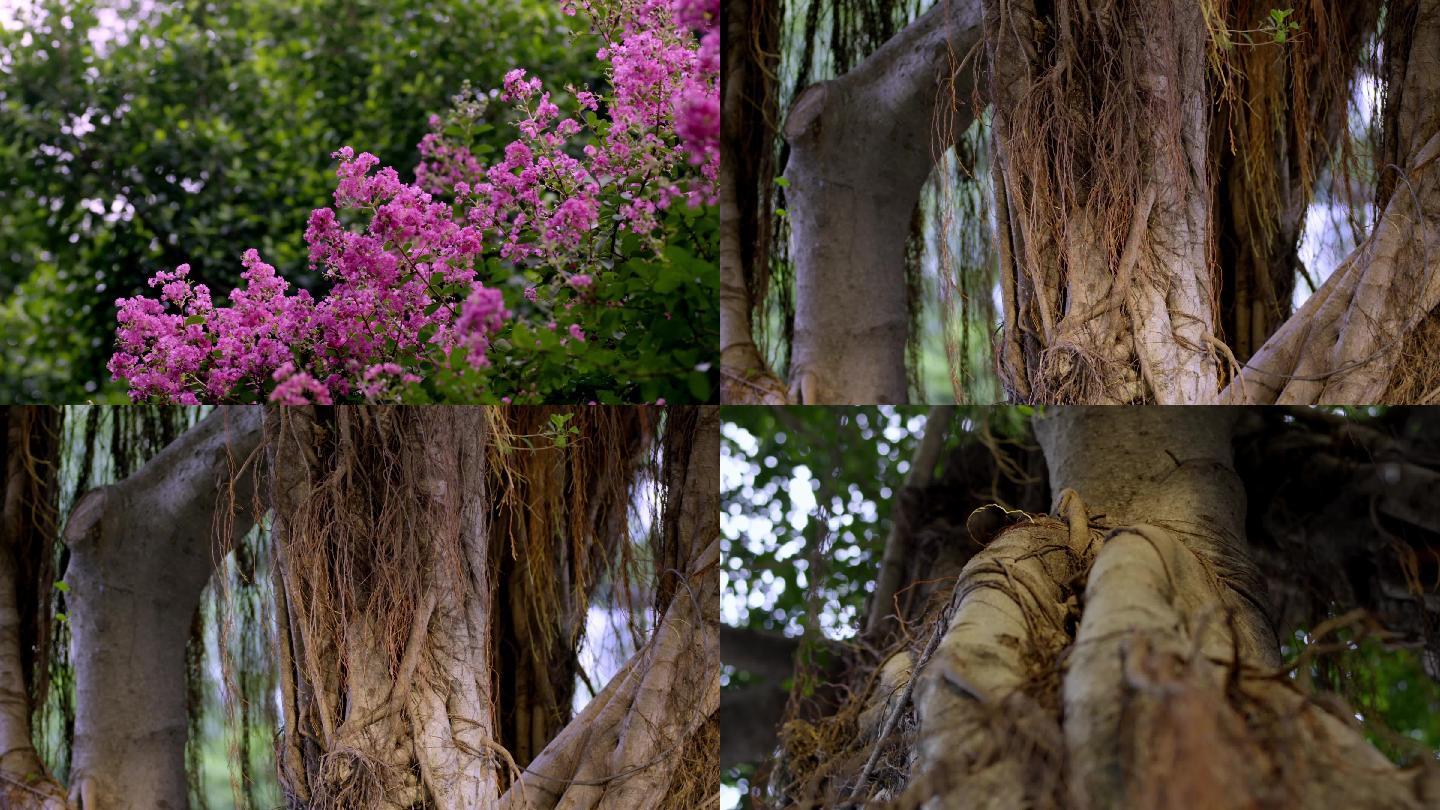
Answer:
[184,314,206,326]
[53,581,70,593]
[687,372,712,402]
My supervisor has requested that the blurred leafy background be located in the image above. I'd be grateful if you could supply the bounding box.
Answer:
[0,0,598,401]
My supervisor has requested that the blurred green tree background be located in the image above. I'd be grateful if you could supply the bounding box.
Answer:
[0,0,598,401]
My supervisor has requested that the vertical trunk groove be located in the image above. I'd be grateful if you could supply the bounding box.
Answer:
[0,408,68,810]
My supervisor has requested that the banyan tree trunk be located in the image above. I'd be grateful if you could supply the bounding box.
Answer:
[269,407,506,808]
[63,407,261,810]
[268,406,718,810]
[986,0,1221,404]
[888,407,1438,808]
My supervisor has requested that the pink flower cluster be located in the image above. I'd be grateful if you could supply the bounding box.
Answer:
[110,0,717,404]
[111,153,508,404]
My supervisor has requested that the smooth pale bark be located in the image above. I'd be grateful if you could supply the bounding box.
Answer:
[0,409,68,810]
[62,407,262,810]
[783,1,982,404]
[1035,409,1275,809]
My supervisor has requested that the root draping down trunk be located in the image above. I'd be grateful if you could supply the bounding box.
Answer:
[862,409,1440,808]
[0,408,68,810]
[269,406,505,809]
[766,0,1439,404]
[986,0,1221,404]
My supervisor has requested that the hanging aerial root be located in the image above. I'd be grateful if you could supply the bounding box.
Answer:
[900,501,1101,810]
[496,408,718,810]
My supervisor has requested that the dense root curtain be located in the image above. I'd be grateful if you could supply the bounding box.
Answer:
[1231,0,1440,403]
[986,0,1222,404]
[751,0,1440,404]
[269,407,506,808]
[499,407,719,810]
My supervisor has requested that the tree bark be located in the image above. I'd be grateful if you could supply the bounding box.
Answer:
[866,404,955,635]
[720,0,789,404]
[985,0,1221,404]
[268,406,503,809]
[269,406,716,810]
[783,0,982,404]
[61,406,262,810]
[498,407,718,810]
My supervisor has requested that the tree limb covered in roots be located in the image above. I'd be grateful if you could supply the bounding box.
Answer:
[1230,0,1440,404]
[736,0,1440,404]
[264,406,716,809]
[740,407,1440,807]
[2,405,716,809]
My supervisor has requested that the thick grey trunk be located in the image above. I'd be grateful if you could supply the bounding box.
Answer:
[1034,408,1274,809]
[784,1,982,404]
[62,407,262,810]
